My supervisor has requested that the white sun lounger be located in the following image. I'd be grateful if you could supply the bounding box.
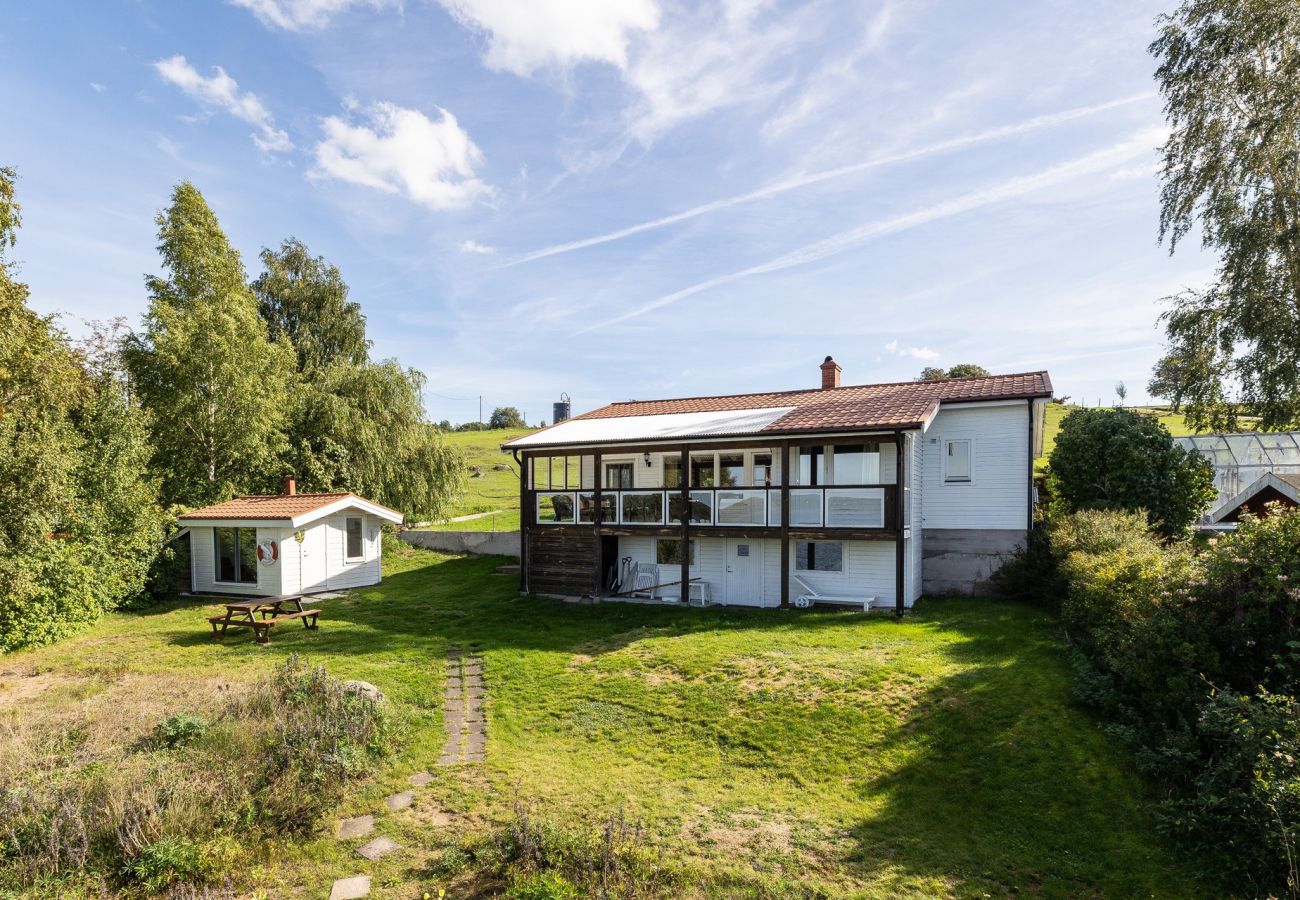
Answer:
[791,575,875,611]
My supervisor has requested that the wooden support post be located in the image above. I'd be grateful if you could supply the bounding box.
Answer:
[517,450,530,594]
[592,450,603,595]
[894,431,905,617]
[780,440,791,608]
[679,445,690,605]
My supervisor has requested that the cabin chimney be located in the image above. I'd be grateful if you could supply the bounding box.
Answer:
[283,475,297,496]
[820,355,842,390]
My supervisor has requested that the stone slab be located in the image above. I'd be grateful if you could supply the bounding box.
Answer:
[335,814,374,840]
[385,790,414,811]
[408,771,433,786]
[329,876,371,900]
[357,836,399,861]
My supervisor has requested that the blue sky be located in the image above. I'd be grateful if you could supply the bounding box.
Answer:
[3,0,1213,424]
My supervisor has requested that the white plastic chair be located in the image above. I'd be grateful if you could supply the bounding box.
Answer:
[791,574,875,611]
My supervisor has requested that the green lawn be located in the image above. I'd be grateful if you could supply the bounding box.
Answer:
[431,428,530,526]
[2,543,1203,897]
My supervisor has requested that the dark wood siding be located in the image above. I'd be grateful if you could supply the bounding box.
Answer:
[527,528,598,596]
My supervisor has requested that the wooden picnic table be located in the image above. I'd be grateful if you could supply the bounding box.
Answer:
[207,594,320,644]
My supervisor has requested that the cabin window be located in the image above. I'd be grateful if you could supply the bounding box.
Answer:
[605,462,634,489]
[345,517,364,559]
[214,527,258,584]
[795,541,843,572]
[752,453,772,486]
[832,443,880,484]
[656,538,695,566]
[945,439,972,483]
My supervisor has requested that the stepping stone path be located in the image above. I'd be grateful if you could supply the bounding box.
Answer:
[384,790,413,811]
[330,646,484,896]
[357,836,399,861]
[335,815,374,840]
[440,645,487,765]
[329,875,371,900]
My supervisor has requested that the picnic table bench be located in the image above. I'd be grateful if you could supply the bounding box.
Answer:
[208,594,319,644]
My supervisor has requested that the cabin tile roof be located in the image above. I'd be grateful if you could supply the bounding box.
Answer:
[504,371,1052,448]
[179,492,400,521]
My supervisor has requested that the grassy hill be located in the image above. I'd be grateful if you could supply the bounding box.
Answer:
[431,427,531,531]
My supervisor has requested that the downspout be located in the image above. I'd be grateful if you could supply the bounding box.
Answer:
[1027,400,1035,531]
[894,429,905,618]
[512,449,527,593]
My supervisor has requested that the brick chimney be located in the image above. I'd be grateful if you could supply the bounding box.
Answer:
[819,355,842,390]
[283,475,297,496]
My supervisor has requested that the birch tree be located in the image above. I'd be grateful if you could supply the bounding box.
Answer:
[1150,0,1300,429]
[124,182,294,507]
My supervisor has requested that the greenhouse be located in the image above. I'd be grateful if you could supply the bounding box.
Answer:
[1174,432,1300,508]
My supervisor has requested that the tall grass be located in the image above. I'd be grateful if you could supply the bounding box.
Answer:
[0,656,395,895]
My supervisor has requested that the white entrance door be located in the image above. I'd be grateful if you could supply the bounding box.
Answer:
[724,539,763,606]
[299,525,329,592]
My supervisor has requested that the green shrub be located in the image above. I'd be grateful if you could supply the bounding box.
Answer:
[1046,407,1215,536]
[153,713,209,749]
[123,835,203,891]
[990,526,1063,609]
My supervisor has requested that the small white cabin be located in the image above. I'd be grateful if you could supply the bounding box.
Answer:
[177,480,404,597]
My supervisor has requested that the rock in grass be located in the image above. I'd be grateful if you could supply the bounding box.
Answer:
[341,680,385,703]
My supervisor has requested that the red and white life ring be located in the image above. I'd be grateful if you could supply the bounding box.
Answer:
[256,540,279,565]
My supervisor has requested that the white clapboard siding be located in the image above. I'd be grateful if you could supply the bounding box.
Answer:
[908,432,924,604]
[321,513,384,590]
[190,525,283,596]
[790,540,895,607]
[921,402,1031,530]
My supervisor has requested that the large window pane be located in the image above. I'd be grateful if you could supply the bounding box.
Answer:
[719,454,744,487]
[768,491,782,526]
[346,517,363,558]
[237,528,258,583]
[945,440,971,482]
[578,492,616,523]
[656,538,695,566]
[663,457,683,489]
[796,447,825,485]
[796,541,843,572]
[215,528,238,582]
[832,443,880,484]
[690,455,715,487]
[621,492,664,524]
[752,453,772,487]
[716,490,765,525]
[825,488,885,527]
[605,462,634,489]
[537,492,575,523]
[790,489,823,526]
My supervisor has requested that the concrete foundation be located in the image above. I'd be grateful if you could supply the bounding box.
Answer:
[921,528,1026,596]
[398,529,521,558]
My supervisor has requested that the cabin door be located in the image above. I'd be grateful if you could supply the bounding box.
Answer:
[724,539,763,606]
[299,525,329,592]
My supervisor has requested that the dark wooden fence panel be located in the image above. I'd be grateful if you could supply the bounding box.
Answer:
[527,528,598,596]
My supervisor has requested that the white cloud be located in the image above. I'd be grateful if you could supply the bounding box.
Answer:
[90,82,107,93]
[153,55,292,152]
[230,0,394,30]
[438,0,659,75]
[576,129,1163,334]
[509,93,1153,266]
[459,239,496,254]
[885,339,938,361]
[312,101,491,210]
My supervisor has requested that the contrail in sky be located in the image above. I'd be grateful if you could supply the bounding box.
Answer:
[508,92,1155,267]
[576,128,1165,335]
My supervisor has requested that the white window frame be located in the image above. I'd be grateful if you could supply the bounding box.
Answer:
[944,438,973,484]
[344,516,365,561]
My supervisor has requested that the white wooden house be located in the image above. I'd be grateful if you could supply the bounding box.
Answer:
[503,358,1051,610]
[177,478,404,597]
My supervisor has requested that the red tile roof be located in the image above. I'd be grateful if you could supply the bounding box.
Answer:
[179,492,400,521]
[503,371,1052,449]
[580,371,1051,431]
